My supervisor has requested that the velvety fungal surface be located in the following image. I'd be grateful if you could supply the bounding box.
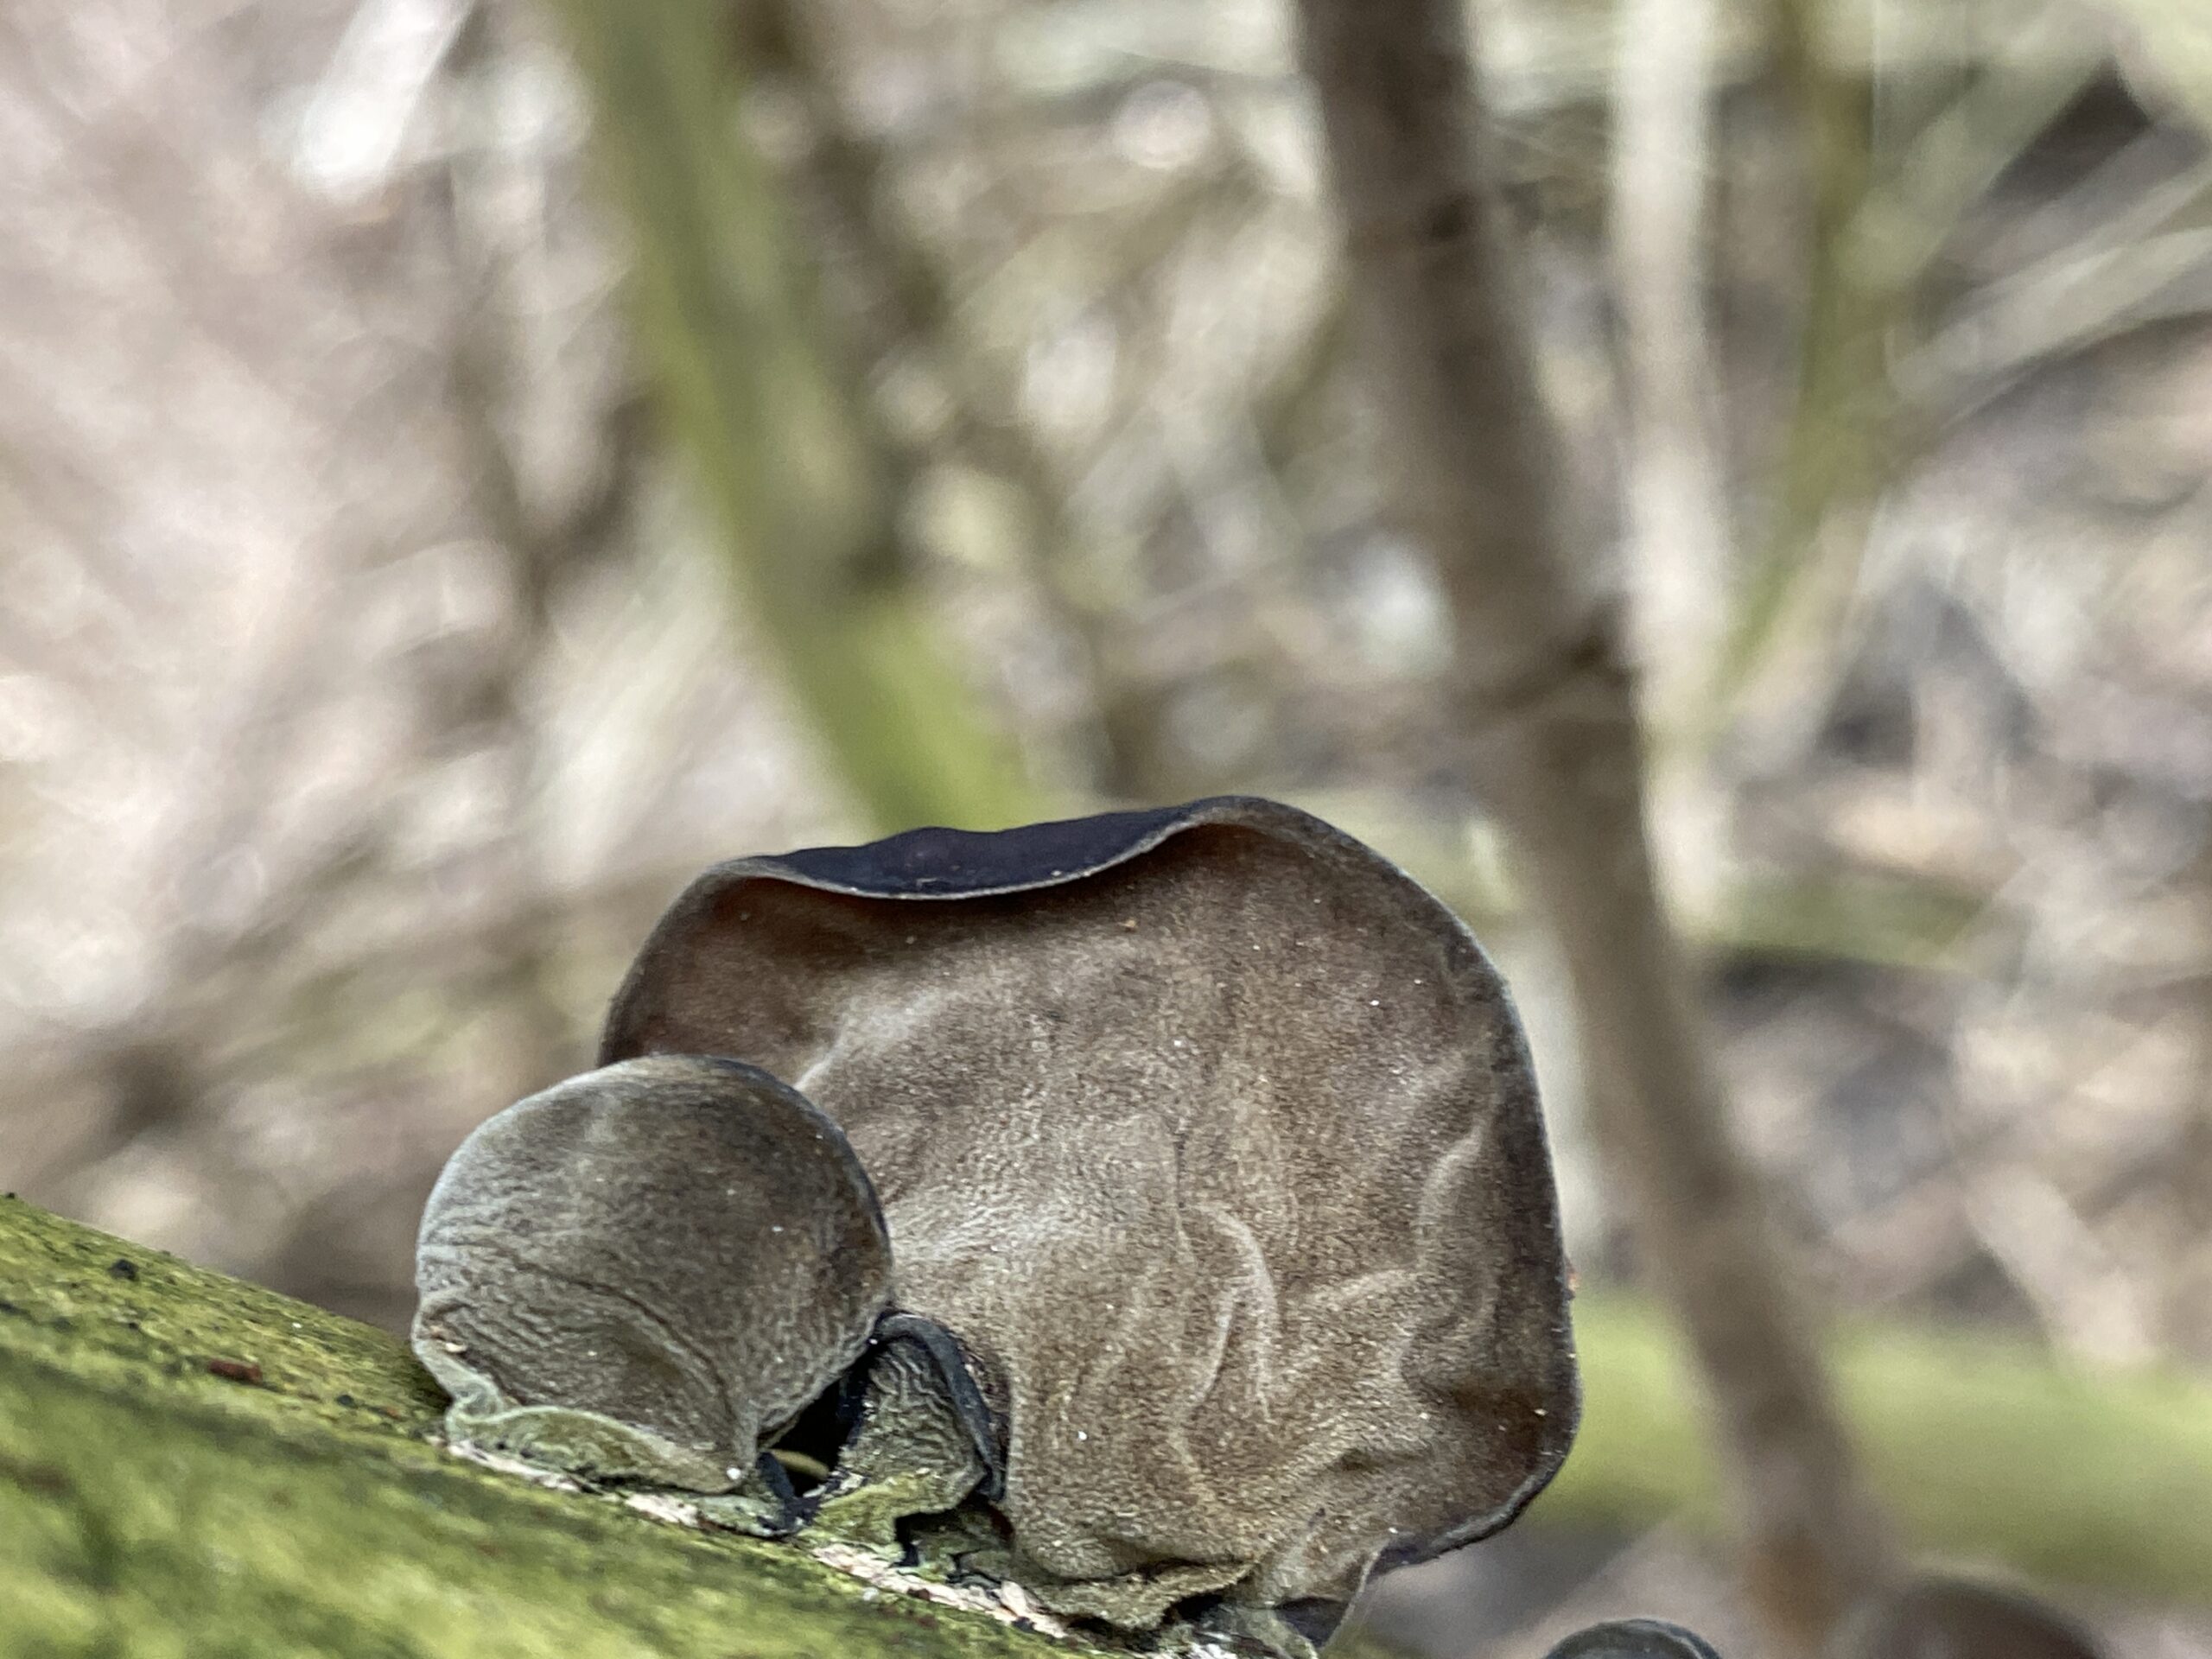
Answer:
[414,1055,893,1500]
[602,796,1580,1621]
[810,1324,995,1553]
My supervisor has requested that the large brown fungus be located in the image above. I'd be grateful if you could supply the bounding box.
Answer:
[600,797,1580,1630]
[413,1053,893,1529]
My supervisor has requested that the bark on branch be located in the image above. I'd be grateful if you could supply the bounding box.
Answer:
[6,1196,2206,1651]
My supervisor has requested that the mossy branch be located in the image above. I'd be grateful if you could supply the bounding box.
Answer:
[7,1197,2209,1652]
[0,1195,1073,1659]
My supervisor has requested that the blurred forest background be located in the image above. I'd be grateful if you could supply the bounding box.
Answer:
[4,0,2212,1653]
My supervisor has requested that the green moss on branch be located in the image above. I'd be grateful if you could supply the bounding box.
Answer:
[7,1200,2209,1651]
[0,1197,1070,1659]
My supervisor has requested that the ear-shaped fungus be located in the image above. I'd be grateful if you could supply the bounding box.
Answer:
[413,1053,893,1523]
[602,797,1580,1624]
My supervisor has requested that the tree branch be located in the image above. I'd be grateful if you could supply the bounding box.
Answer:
[7,1197,2206,1646]
[542,0,1048,835]
[1288,3,1897,1648]
[0,1195,1078,1659]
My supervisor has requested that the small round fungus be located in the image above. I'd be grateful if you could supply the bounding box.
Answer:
[413,1054,892,1510]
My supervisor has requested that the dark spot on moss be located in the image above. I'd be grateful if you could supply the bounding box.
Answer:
[0,1455,71,1497]
[336,1393,356,1408]
[107,1257,139,1281]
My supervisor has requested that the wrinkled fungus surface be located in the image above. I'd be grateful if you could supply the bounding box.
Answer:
[417,800,1592,1645]
[415,1054,893,1513]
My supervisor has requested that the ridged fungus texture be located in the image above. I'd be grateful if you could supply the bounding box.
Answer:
[594,798,1580,1630]
[415,1054,893,1529]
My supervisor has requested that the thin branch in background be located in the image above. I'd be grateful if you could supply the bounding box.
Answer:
[1905,161,2212,415]
[736,0,1128,794]
[1717,0,1889,715]
[1608,0,1732,747]
[540,0,1048,835]
[2170,987,2212,1360]
[435,0,633,1090]
[1287,1,1897,1649]
[1713,3,2108,732]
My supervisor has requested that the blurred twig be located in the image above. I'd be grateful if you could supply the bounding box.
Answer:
[736,0,1137,791]
[1715,4,2107,718]
[1716,0,1889,713]
[1906,161,2212,412]
[1609,0,1732,743]
[542,0,1049,834]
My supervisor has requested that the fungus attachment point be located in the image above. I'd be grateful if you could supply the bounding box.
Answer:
[413,1054,891,1530]
[809,1314,998,1554]
[603,797,1581,1626]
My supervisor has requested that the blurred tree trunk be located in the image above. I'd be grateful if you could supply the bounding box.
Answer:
[1288,3,1897,1650]
[540,0,1046,835]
